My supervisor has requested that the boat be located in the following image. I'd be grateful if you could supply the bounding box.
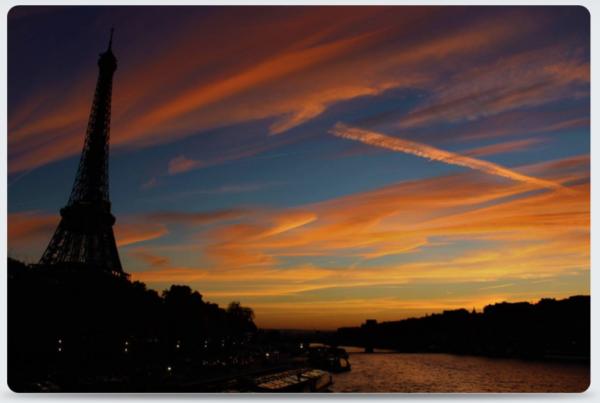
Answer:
[308,346,351,373]
[252,368,333,392]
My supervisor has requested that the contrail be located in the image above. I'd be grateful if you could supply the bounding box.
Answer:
[330,123,565,191]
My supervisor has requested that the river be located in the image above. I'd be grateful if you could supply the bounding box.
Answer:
[330,349,589,393]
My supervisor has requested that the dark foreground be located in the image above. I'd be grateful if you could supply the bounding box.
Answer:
[335,295,590,361]
[7,259,341,392]
[7,258,590,392]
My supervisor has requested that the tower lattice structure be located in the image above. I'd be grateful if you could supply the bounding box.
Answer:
[40,30,124,275]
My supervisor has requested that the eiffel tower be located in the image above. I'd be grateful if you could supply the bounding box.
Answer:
[40,29,124,276]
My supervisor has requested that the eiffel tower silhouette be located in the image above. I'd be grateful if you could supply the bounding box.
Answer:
[40,29,124,276]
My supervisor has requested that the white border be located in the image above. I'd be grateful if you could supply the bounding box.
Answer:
[1,1,596,402]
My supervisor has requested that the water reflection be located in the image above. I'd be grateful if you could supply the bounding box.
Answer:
[331,352,589,392]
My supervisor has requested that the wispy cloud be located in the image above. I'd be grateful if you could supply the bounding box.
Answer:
[147,209,247,226]
[7,211,58,261]
[129,247,171,268]
[396,44,589,130]
[167,155,204,175]
[8,6,542,173]
[464,137,545,157]
[7,211,170,260]
[330,123,566,191]
[129,164,589,327]
[140,177,159,190]
[190,182,284,195]
[114,222,169,247]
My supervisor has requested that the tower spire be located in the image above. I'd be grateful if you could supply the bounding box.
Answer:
[40,33,124,275]
[108,27,114,51]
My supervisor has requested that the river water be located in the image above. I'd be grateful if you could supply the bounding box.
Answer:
[330,349,589,393]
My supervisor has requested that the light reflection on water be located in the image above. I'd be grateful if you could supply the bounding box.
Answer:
[330,351,589,393]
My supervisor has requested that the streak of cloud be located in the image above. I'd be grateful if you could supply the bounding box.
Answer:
[7,212,170,260]
[147,209,247,226]
[464,137,545,157]
[167,155,204,175]
[114,223,169,247]
[330,123,566,191]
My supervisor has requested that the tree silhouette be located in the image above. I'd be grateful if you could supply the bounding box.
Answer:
[227,301,256,334]
[7,258,259,391]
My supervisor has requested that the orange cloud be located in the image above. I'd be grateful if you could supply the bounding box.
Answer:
[268,81,402,135]
[113,222,168,247]
[330,123,565,191]
[131,264,331,286]
[205,210,317,268]
[167,155,204,175]
[117,152,589,299]
[7,211,171,260]
[7,211,57,243]
[146,155,585,277]
[128,248,171,268]
[9,7,544,174]
[121,154,588,328]
[125,30,383,141]
[464,138,545,157]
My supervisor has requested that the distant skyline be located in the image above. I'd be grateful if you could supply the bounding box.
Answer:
[7,6,589,329]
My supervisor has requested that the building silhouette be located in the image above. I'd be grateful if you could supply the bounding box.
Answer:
[39,29,124,275]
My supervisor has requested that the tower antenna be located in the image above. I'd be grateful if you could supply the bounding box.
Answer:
[108,27,114,51]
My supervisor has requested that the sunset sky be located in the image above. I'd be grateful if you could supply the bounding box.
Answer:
[7,6,589,329]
